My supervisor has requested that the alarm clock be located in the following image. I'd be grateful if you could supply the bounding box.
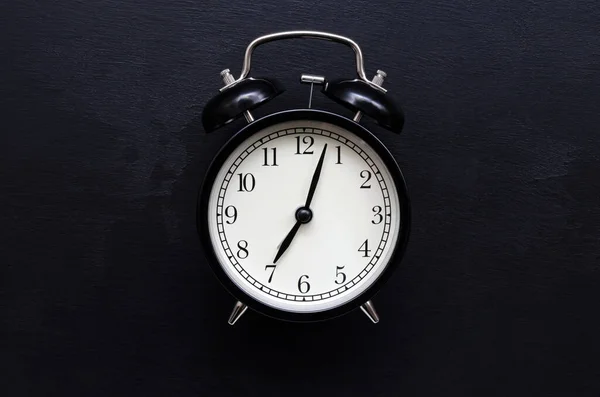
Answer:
[197,31,411,325]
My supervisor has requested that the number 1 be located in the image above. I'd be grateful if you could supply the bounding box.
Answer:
[335,145,342,164]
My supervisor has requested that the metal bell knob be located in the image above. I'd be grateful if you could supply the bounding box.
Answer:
[221,68,236,86]
[371,69,386,86]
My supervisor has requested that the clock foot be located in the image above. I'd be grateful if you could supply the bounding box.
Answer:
[360,300,380,324]
[228,301,248,325]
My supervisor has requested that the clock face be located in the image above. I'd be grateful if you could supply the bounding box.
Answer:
[200,110,409,318]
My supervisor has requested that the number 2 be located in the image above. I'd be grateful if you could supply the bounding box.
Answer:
[360,170,371,188]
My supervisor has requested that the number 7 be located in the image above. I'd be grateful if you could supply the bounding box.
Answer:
[265,265,276,283]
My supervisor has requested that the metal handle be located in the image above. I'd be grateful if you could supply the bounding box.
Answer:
[223,30,384,91]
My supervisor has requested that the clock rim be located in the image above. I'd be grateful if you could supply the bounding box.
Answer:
[197,109,411,322]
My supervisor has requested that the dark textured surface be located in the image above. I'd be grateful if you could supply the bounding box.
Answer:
[2,0,600,396]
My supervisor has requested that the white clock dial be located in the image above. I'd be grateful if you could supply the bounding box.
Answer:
[206,119,402,313]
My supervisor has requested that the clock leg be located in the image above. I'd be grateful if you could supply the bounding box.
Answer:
[360,300,380,324]
[228,301,248,325]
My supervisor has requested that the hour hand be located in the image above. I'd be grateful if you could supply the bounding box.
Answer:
[273,220,301,264]
[273,207,313,264]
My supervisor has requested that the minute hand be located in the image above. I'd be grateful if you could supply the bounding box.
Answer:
[304,143,328,208]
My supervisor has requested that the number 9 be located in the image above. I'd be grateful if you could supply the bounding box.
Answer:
[225,205,237,224]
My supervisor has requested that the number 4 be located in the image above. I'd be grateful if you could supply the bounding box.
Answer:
[358,239,371,257]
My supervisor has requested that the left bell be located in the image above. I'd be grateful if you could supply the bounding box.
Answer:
[202,75,285,133]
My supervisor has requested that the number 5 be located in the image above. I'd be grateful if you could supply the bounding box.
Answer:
[335,266,346,285]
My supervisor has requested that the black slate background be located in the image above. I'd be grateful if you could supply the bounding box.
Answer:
[2,0,600,396]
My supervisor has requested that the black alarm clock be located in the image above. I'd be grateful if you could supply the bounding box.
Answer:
[197,31,411,325]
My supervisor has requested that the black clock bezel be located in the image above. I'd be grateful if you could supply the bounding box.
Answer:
[196,109,411,322]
